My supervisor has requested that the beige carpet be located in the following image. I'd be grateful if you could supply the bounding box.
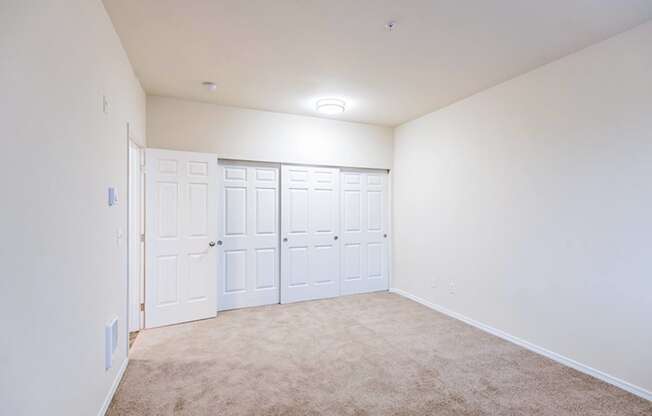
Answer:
[109,293,651,415]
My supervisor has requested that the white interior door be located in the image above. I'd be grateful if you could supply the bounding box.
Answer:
[340,169,389,295]
[218,161,280,311]
[281,165,340,303]
[145,148,218,328]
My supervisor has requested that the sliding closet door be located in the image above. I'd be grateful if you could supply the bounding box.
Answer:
[217,161,280,311]
[340,169,389,295]
[281,165,340,303]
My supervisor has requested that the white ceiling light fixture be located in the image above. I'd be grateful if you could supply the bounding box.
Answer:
[316,98,346,115]
[202,81,217,92]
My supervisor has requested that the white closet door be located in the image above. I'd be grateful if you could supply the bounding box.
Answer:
[281,165,340,303]
[340,170,389,295]
[218,161,280,311]
[145,149,218,328]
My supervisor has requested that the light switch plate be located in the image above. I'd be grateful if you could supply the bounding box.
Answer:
[108,187,118,206]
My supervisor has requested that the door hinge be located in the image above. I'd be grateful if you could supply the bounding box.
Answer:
[139,303,145,312]
[140,233,145,243]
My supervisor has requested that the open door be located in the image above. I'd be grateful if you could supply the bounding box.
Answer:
[145,148,218,328]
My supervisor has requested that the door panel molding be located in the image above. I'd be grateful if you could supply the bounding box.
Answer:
[340,169,389,295]
[281,165,341,303]
[217,160,280,311]
[145,148,218,328]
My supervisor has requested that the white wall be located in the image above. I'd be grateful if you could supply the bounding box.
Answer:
[147,96,393,169]
[0,1,146,415]
[392,21,652,396]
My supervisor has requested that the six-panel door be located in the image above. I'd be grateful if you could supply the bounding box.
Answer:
[145,149,218,328]
[281,165,341,303]
[340,170,389,295]
[217,161,280,310]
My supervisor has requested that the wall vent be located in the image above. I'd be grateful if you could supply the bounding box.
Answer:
[105,317,119,370]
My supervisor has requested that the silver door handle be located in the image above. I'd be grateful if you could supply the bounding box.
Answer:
[282,237,288,242]
[334,235,339,240]
[383,234,387,238]
[217,240,223,246]
[209,241,216,247]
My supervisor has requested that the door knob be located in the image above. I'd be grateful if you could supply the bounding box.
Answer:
[217,240,223,246]
[383,234,387,238]
[334,235,339,240]
[283,237,288,242]
[209,241,216,247]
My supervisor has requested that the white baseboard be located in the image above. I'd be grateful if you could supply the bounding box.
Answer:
[97,357,129,416]
[389,287,651,402]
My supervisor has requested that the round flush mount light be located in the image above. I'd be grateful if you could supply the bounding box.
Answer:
[316,98,346,115]
[202,81,217,92]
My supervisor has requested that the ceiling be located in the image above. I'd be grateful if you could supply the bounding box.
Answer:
[103,1,652,126]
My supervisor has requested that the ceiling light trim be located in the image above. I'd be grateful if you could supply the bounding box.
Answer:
[316,98,346,115]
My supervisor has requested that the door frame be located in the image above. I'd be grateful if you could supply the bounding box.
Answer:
[387,169,393,290]
[127,134,145,334]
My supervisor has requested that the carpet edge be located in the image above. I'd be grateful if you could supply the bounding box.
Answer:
[389,287,651,402]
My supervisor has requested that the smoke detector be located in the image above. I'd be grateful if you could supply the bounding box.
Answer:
[202,81,217,92]
[385,21,397,32]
